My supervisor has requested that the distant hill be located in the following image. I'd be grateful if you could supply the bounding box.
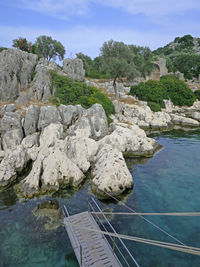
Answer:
[153,35,200,79]
[153,35,200,56]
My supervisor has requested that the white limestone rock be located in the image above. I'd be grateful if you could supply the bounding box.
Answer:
[99,124,159,157]
[190,112,200,121]
[2,128,24,150]
[91,145,133,196]
[64,136,98,173]
[38,106,62,131]
[170,114,200,127]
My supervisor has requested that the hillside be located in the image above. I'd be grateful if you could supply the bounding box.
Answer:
[153,35,200,79]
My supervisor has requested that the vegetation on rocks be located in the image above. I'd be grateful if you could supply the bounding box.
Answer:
[50,70,115,118]
[130,75,196,111]
[194,90,200,100]
[153,35,200,79]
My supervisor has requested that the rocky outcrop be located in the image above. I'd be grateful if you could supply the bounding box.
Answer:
[63,58,85,81]
[24,105,40,136]
[190,112,200,121]
[170,114,200,127]
[68,103,108,140]
[58,104,84,129]
[2,128,24,150]
[99,124,160,157]
[38,106,62,130]
[30,59,59,102]
[91,144,133,196]
[64,136,98,173]
[0,49,38,101]
[0,112,22,135]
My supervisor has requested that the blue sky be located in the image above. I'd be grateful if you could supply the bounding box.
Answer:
[1,0,200,58]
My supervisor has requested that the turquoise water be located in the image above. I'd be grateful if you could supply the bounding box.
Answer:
[0,129,200,266]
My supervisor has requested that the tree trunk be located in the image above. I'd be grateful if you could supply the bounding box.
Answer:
[113,74,118,100]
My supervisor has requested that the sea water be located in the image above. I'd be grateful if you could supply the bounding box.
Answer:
[0,129,200,266]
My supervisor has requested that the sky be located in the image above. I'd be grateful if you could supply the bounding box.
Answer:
[1,0,200,58]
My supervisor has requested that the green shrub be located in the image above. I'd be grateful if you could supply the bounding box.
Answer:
[129,75,196,112]
[194,90,200,100]
[50,71,115,119]
[130,80,166,110]
[160,75,196,106]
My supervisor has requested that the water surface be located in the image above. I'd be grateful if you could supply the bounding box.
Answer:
[0,129,200,266]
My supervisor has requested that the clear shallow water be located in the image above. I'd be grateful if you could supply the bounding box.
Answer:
[0,129,200,266]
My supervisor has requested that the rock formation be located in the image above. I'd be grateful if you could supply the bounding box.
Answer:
[63,58,85,81]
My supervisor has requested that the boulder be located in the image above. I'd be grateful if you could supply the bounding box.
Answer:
[99,124,159,157]
[0,49,38,102]
[190,112,200,121]
[21,133,39,149]
[63,58,85,81]
[64,136,98,173]
[30,59,59,101]
[0,145,30,187]
[2,128,24,150]
[39,123,63,148]
[0,104,16,115]
[38,106,62,130]
[24,105,40,135]
[170,114,200,127]
[68,103,108,140]
[91,144,133,196]
[0,112,22,135]
[58,104,84,129]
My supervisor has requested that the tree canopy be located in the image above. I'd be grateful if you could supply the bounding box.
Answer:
[12,35,65,61]
[35,35,65,61]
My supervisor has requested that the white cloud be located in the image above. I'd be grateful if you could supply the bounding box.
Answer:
[13,0,200,20]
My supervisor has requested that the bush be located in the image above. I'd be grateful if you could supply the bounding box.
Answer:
[50,71,115,119]
[160,75,196,106]
[194,90,200,100]
[129,75,196,112]
[130,80,166,111]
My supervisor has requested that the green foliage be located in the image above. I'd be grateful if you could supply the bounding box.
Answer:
[50,71,115,118]
[194,90,200,100]
[12,37,33,53]
[35,35,65,61]
[130,75,196,111]
[31,71,36,81]
[160,75,196,106]
[130,80,166,111]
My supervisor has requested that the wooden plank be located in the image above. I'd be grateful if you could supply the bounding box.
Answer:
[64,211,122,267]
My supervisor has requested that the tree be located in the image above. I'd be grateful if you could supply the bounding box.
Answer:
[35,35,65,61]
[12,37,33,53]
[100,40,140,99]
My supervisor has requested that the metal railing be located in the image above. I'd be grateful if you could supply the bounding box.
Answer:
[88,197,140,267]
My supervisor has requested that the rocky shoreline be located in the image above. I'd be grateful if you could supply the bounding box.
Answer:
[1,49,200,199]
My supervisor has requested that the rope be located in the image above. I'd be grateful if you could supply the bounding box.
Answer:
[99,190,187,247]
[91,211,200,216]
[64,220,200,256]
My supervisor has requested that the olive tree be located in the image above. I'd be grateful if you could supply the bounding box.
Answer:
[100,40,140,99]
[35,35,65,61]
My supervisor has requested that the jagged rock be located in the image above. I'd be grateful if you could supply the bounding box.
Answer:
[15,92,31,105]
[38,106,62,130]
[22,133,39,149]
[63,58,85,81]
[2,128,24,150]
[58,104,84,129]
[99,124,159,157]
[91,144,133,196]
[190,112,200,121]
[0,104,16,115]
[0,49,38,102]
[30,59,59,101]
[68,103,108,140]
[39,123,63,147]
[19,123,84,197]
[170,114,200,127]
[150,112,172,129]
[0,145,30,187]
[64,136,98,173]
[24,105,40,135]
[0,112,22,135]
